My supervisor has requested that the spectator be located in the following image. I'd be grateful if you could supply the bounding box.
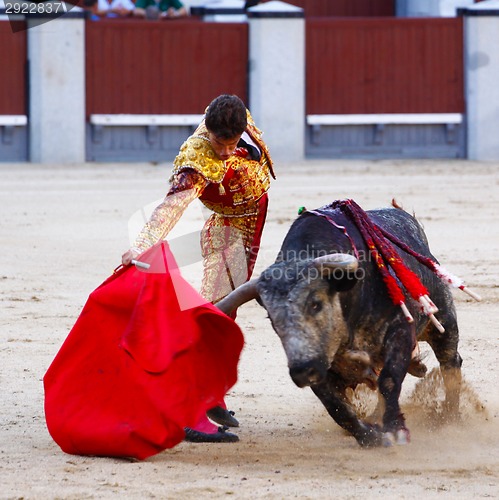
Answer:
[133,0,188,19]
[98,0,136,17]
[82,0,99,19]
[83,0,135,18]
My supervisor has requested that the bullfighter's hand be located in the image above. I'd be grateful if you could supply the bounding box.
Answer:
[122,249,139,266]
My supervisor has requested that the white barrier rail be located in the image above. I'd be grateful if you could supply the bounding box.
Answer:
[306,113,463,126]
[0,115,28,126]
[89,114,204,127]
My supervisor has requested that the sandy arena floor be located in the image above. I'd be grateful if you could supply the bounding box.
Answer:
[0,159,498,498]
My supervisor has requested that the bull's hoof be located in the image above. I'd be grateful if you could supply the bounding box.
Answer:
[206,406,239,427]
[184,426,239,443]
[356,423,385,448]
[356,423,411,447]
[382,428,411,446]
[408,357,427,378]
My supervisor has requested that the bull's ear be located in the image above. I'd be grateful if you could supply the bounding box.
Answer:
[313,253,359,292]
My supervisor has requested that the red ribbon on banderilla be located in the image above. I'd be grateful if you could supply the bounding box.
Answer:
[316,199,481,333]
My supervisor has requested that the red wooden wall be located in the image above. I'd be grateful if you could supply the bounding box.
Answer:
[85,19,248,116]
[284,0,395,17]
[0,22,27,115]
[306,17,464,114]
[86,16,464,118]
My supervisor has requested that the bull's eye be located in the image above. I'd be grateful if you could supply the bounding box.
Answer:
[309,299,323,314]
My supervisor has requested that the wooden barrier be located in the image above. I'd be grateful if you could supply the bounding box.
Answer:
[0,21,28,160]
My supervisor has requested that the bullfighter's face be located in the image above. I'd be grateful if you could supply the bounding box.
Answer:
[207,132,242,161]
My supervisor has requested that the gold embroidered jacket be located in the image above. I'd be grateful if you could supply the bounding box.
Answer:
[131,111,275,254]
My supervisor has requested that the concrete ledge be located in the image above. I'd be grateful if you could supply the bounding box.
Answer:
[458,1,499,16]
[0,115,28,126]
[307,113,463,126]
[458,9,499,16]
[90,114,204,126]
[247,0,304,18]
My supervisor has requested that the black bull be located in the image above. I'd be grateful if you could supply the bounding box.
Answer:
[217,204,462,447]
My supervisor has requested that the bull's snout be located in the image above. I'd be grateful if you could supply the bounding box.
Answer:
[289,360,328,388]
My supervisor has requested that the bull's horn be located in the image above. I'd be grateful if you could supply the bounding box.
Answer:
[215,279,260,316]
[313,253,358,271]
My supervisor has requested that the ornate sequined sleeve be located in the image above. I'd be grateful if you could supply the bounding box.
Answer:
[130,170,208,254]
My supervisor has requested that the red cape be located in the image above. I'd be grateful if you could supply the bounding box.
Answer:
[44,242,244,460]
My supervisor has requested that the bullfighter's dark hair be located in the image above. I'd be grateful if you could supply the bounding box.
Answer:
[205,94,247,139]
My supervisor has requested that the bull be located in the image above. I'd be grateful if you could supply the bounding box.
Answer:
[217,201,463,447]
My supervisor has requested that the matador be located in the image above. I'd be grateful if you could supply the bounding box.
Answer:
[122,94,275,442]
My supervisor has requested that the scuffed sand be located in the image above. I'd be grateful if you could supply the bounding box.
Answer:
[1,159,498,498]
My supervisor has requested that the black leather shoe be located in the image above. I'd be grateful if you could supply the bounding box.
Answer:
[184,426,239,443]
[206,406,239,427]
